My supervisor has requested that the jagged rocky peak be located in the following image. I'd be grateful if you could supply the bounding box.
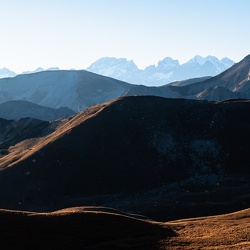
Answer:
[86,55,235,86]
[87,57,138,71]
[157,57,180,70]
[185,55,233,67]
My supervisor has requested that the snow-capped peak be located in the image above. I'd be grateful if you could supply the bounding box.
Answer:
[157,57,180,69]
[86,55,234,86]
[187,55,218,65]
[86,57,139,80]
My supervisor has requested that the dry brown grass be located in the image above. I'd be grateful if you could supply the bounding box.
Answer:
[162,208,250,249]
[0,207,249,249]
[0,206,173,249]
[0,102,108,170]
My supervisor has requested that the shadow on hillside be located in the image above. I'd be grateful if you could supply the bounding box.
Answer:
[0,209,176,249]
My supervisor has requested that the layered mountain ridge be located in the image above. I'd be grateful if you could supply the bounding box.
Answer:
[0,54,248,119]
[0,70,131,112]
[0,55,248,118]
[170,54,250,100]
[0,67,60,79]
[1,55,234,86]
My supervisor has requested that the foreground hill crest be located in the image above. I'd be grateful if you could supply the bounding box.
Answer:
[0,96,249,222]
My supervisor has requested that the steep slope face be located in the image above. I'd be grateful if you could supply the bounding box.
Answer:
[0,70,132,112]
[0,96,249,219]
[0,100,74,121]
[172,54,250,99]
[87,56,234,86]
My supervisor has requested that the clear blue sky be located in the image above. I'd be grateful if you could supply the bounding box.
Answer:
[0,0,249,73]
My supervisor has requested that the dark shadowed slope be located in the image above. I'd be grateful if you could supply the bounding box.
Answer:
[0,117,53,150]
[0,96,249,220]
[0,207,174,250]
[0,100,74,121]
[0,207,248,249]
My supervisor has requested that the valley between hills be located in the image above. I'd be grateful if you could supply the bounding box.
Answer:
[0,55,249,249]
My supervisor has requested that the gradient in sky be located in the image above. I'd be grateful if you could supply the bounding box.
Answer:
[0,0,249,73]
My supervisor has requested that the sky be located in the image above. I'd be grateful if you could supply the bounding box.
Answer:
[0,0,249,73]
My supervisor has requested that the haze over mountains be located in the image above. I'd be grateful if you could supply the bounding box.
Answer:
[170,54,250,100]
[0,54,248,121]
[0,67,16,78]
[0,100,74,121]
[86,55,234,86]
[0,55,234,87]
[0,54,238,121]
[0,67,60,79]
[0,70,131,114]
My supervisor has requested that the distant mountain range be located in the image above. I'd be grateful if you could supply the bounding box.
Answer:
[170,54,250,100]
[0,70,131,113]
[22,67,60,75]
[86,55,234,86]
[0,55,234,86]
[0,67,60,79]
[0,54,248,119]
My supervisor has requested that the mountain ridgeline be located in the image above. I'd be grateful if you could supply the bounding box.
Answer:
[0,55,234,85]
[0,55,249,121]
[86,55,234,86]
